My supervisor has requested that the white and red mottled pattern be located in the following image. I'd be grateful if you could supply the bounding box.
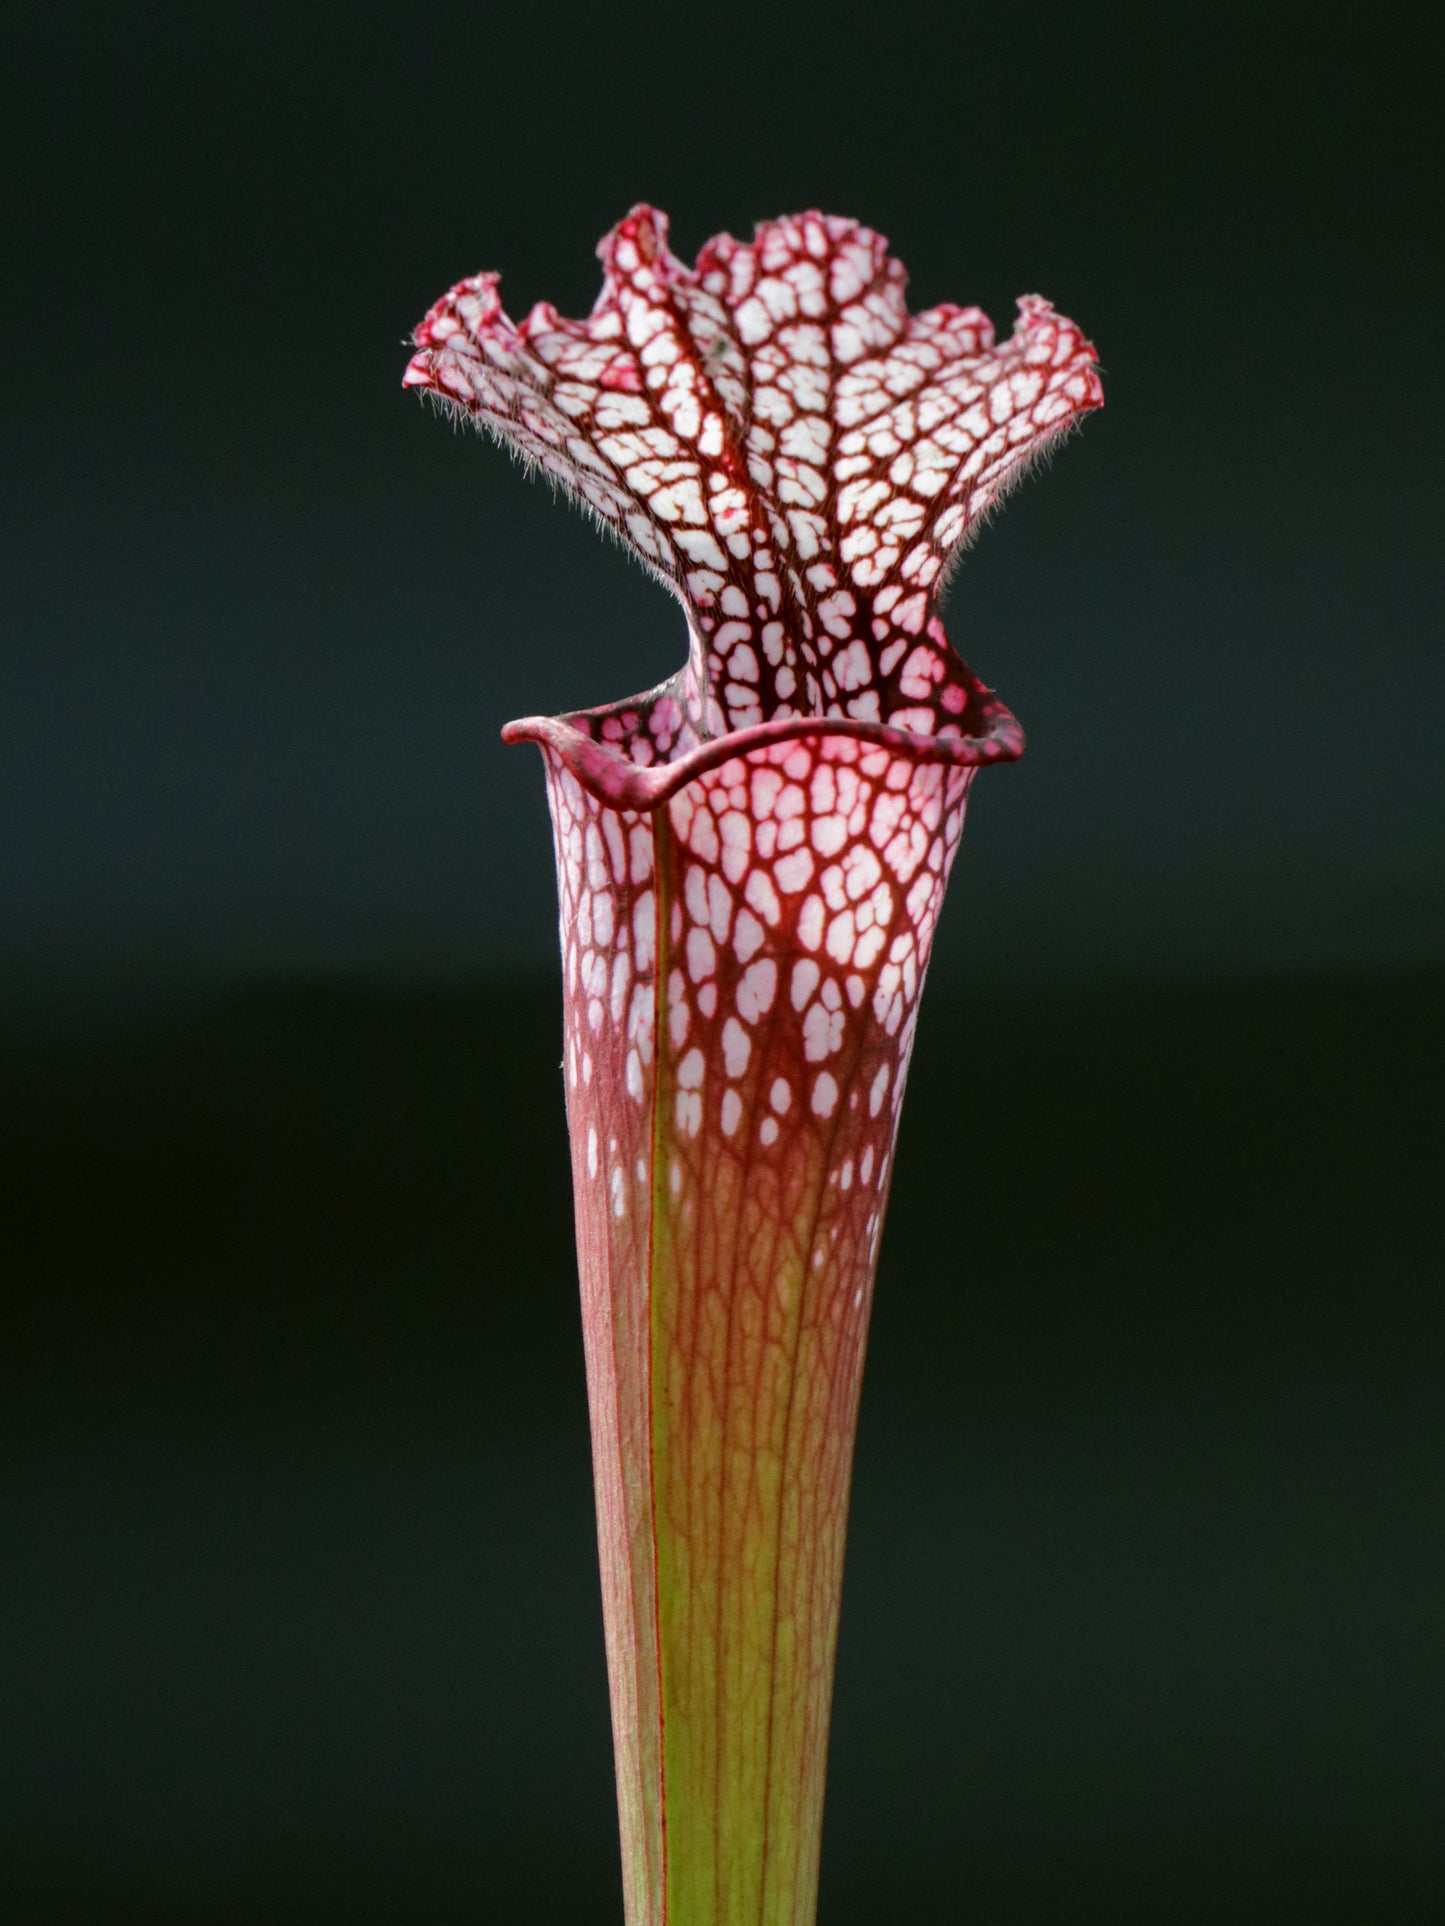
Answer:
[407,209,1100,1926]
[405,204,1099,756]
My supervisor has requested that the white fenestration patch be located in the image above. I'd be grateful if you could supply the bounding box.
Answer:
[802,1001,845,1062]
[736,959,778,1024]
[733,908,766,963]
[744,870,781,926]
[718,810,751,883]
[721,1017,751,1078]
[686,927,716,982]
[774,847,814,895]
[798,895,825,951]
[869,1064,891,1116]
[668,970,690,1048]
[791,958,821,1011]
[811,1071,839,1118]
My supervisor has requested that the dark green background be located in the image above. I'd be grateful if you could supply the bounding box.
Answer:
[3,3,1441,1920]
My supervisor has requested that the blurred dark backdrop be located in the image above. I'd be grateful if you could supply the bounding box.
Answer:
[3,3,1442,1921]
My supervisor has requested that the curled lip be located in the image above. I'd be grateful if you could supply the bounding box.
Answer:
[501,692,1023,812]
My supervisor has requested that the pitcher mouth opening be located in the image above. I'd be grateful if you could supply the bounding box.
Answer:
[502,689,1023,813]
